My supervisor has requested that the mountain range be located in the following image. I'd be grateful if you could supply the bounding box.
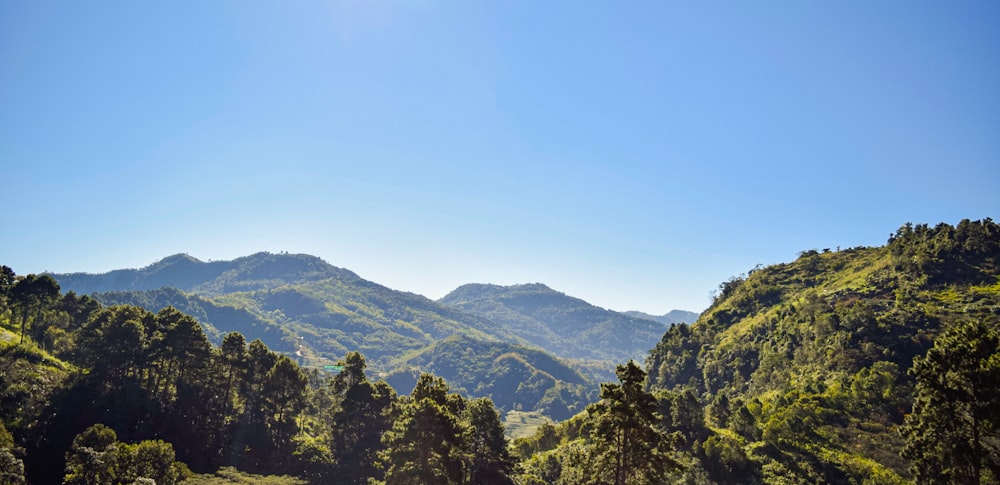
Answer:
[51,252,692,419]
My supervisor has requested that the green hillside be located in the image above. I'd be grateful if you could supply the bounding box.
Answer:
[642,219,1000,483]
[439,283,666,365]
[52,252,356,296]
[512,219,1000,484]
[383,334,596,420]
[0,272,518,484]
[55,253,601,418]
[56,253,520,368]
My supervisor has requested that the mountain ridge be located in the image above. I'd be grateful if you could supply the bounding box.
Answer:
[50,252,636,419]
[438,282,667,365]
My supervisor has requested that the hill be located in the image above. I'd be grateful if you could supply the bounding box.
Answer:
[509,219,1000,484]
[52,253,601,418]
[438,283,666,365]
[382,334,595,421]
[640,218,1000,483]
[53,252,359,296]
[54,253,516,366]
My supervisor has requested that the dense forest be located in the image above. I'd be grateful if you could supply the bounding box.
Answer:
[2,218,998,484]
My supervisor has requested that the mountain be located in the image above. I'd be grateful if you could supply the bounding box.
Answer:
[51,252,601,418]
[510,219,1000,484]
[438,283,665,365]
[624,309,700,325]
[53,252,357,296]
[639,219,1000,483]
[382,334,596,420]
[54,252,515,365]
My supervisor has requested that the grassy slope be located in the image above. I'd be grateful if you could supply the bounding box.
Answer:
[644,221,1000,483]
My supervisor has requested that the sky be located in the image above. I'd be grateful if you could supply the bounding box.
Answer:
[2,1,998,314]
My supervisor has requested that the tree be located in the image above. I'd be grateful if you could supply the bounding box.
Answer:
[63,424,118,485]
[262,356,308,443]
[464,397,514,485]
[219,332,248,418]
[901,319,1000,484]
[327,352,395,484]
[64,424,188,485]
[382,374,467,485]
[9,274,60,344]
[587,360,678,485]
[116,439,185,485]
[76,306,151,388]
[146,307,212,401]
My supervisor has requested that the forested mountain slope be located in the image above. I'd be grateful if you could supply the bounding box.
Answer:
[54,253,519,367]
[382,334,595,421]
[641,218,1000,483]
[53,253,602,419]
[509,219,999,484]
[0,271,518,485]
[53,252,357,295]
[439,283,666,364]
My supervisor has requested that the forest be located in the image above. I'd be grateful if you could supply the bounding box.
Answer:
[1,218,998,484]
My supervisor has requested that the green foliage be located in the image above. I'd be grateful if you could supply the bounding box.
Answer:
[639,218,1000,483]
[587,361,679,484]
[383,334,595,420]
[465,397,515,485]
[323,352,396,484]
[63,424,118,485]
[181,467,307,484]
[900,318,1000,484]
[2,268,528,484]
[515,362,680,484]
[381,374,468,485]
[0,419,25,485]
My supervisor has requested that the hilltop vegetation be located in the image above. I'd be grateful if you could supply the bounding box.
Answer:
[510,218,1000,484]
[643,219,1000,483]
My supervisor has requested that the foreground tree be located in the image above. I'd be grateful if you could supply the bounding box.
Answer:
[63,424,187,485]
[63,424,118,485]
[382,374,467,485]
[9,274,60,345]
[901,319,1000,484]
[327,352,396,484]
[587,360,678,485]
[464,397,514,485]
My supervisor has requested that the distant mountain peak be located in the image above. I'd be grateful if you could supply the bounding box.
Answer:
[51,251,358,296]
[146,253,204,268]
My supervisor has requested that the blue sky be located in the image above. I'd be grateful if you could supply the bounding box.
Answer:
[2,1,998,313]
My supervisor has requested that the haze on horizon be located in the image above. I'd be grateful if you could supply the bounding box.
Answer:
[2,1,998,314]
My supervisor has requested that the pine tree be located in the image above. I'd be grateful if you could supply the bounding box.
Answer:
[382,374,466,485]
[464,397,514,485]
[901,319,1000,484]
[587,360,678,485]
[328,352,395,484]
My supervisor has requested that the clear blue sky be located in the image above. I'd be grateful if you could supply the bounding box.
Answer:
[2,1,998,313]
